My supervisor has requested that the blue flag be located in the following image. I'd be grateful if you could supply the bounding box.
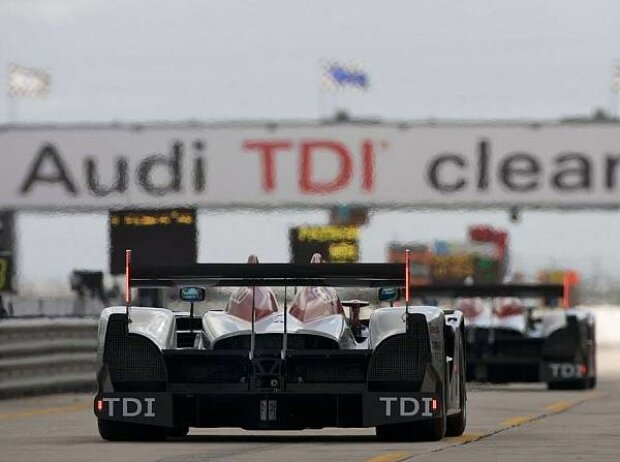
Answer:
[323,62,369,90]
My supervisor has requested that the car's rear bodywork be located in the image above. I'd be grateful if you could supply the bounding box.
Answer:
[94,260,467,441]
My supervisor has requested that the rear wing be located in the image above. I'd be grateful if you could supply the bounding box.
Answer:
[130,263,405,288]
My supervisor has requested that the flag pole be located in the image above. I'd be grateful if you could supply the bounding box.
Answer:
[7,64,17,123]
[7,93,17,124]
[318,59,332,119]
[612,60,620,120]
[318,60,324,118]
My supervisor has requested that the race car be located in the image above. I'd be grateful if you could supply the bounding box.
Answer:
[93,252,467,442]
[455,290,596,390]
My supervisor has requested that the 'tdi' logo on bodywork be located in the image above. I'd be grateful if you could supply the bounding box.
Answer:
[102,397,156,417]
[379,397,435,417]
[549,363,586,379]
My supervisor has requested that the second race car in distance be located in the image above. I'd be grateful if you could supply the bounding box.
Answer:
[457,295,596,390]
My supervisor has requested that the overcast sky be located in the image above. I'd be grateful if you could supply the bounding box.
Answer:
[2,0,620,292]
[2,0,619,122]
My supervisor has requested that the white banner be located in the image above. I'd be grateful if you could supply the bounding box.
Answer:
[1,123,620,210]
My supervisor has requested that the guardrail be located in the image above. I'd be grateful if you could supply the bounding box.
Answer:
[0,318,98,399]
[1,295,107,317]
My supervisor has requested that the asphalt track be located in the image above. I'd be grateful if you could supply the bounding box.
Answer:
[1,349,619,462]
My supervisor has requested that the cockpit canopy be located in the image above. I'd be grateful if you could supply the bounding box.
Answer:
[289,286,345,323]
[494,297,524,318]
[226,286,279,322]
[455,297,484,319]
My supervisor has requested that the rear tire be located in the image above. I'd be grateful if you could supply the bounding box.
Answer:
[375,416,445,442]
[547,379,589,390]
[446,341,467,436]
[418,416,447,441]
[169,425,190,438]
[98,419,168,441]
[446,409,466,436]
[589,336,597,389]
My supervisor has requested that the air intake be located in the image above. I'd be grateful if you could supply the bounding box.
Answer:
[368,314,431,388]
[103,314,167,391]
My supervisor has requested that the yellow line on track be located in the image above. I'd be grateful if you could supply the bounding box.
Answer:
[0,402,91,421]
[501,415,537,427]
[545,400,574,413]
[503,391,604,429]
[581,391,603,401]
[364,391,606,462]
[446,432,484,444]
[363,451,412,462]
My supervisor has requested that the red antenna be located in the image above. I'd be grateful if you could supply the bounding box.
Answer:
[125,249,132,314]
[405,249,411,307]
[561,270,578,309]
[562,271,571,308]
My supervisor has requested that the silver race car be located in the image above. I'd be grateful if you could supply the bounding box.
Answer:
[94,252,467,441]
